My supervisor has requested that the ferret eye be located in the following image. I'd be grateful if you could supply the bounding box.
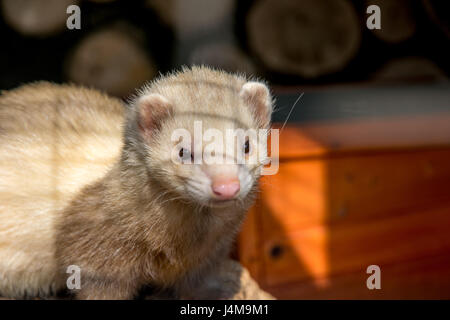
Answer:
[179,148,193,163]
[244,139,250,154]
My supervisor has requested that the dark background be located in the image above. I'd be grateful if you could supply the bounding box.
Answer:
[1,0,448,93]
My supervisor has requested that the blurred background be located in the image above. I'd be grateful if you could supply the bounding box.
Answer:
[1,0,450,299]
[1,0,448,96]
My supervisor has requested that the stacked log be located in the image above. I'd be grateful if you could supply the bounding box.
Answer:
[1,0,79,37]
[146,0,235,37]
[65,25,157,97]
[371,57,447,82]
[422,0,450,39]
[365,0,416,43]
[189,42,256,75]
[245,0,361,78]
[0,0,447,94]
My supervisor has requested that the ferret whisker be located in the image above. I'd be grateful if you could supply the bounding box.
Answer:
[159,195,186,207]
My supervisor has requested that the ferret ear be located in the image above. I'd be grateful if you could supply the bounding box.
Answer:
[137,93,172,135]
[240,81,273,128]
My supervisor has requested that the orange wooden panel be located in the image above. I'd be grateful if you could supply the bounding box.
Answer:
[259,149,450,234]
[237,205,263,281]
[261,200,450,287]
[266,252,450,299]
[239,116,450,299]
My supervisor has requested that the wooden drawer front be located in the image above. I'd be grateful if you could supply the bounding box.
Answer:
[265,253,450,299]
[239,148,450,297]
[260,149,450,236]
[262,201,450,287]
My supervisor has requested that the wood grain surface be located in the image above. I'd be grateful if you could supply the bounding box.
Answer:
[238,113,450,299]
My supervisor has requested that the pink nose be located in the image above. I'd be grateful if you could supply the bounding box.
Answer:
[212,178,240,200]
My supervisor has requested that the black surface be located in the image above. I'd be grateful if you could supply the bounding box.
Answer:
[273,84,450,124]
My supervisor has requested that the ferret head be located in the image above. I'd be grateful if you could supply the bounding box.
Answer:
[126,66,273,208]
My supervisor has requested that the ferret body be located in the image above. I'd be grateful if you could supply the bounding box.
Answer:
[0,66,273,299]
[0,82,125,298]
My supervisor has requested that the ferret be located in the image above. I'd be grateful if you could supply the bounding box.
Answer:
[0,66,273,299]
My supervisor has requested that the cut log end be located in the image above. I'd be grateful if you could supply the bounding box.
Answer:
[189,42,257,76]
[1,0,79,36]
[246,0,361,78]
[65,27,157,98]
[366,0,416,43]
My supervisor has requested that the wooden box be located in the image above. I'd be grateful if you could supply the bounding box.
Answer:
[238,113,450,299]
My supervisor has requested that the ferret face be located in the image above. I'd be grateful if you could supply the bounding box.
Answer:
[150,118,269,208]
[132,67,273,208]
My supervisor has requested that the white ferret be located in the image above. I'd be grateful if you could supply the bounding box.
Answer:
[0,66,273,299]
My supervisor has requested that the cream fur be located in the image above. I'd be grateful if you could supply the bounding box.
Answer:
[0,82,125,297]
[0,66,273,299]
